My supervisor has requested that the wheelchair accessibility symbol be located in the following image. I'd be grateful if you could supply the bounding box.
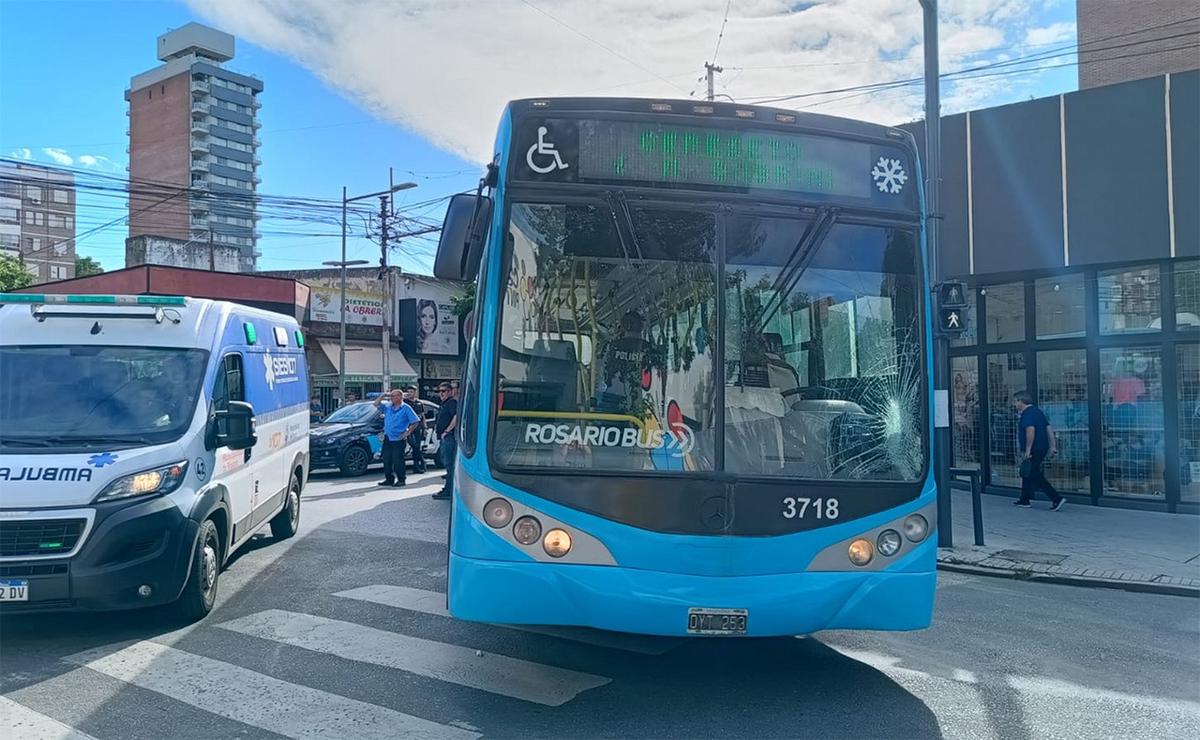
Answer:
[526,126,569,174]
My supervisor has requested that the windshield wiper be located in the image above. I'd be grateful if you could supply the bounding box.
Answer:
[603,189,643,262]
[756,206,840,334]
[38,435,157,447]
[0,436,53,447]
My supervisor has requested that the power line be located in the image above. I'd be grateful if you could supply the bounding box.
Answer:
[745,20,1200,106]
[518,0,691,96]
[711,1,733,65]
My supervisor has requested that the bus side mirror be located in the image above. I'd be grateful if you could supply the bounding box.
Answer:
[434,193,491,281]
[215,401,257,450]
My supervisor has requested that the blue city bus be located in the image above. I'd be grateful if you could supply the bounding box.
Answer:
[435,98,935,637]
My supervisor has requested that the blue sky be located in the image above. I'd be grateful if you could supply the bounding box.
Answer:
[0,0,1079,275]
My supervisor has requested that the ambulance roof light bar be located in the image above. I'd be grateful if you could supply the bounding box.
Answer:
[0,293,188,306]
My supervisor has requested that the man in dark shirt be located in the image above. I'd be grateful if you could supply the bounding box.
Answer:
[431,382,458,500]
[1013,391,1065,510]
[404,385,427,474]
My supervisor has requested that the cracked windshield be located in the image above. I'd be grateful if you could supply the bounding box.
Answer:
[494,203,925,480]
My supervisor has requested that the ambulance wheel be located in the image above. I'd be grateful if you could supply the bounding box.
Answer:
[270,474,301,540]
[175,519,221,622]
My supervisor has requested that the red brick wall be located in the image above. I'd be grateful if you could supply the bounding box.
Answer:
[128,71,192,242]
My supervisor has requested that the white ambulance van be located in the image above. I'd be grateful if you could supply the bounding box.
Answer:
[0,294,309,621]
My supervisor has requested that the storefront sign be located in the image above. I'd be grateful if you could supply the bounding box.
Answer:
[311,287,384,326]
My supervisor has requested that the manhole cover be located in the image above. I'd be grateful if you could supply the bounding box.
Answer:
[993,549,1069,565]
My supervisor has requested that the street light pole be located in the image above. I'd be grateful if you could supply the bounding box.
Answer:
[919,0,952,547]
[340,186,348,405]
[323,257,369,408]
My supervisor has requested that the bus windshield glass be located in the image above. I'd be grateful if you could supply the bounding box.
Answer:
[0,346,209,448]
[494,201,925,481]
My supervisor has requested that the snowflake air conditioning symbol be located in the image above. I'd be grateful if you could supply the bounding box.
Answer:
[871,156,908,194]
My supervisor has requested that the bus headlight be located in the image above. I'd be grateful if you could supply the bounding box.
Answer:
[903,514,929,542]
[877,529,903,557]
[483,498,513,528]
[848,538,874,566]
[512,516,542,546]
[543,528,572,558]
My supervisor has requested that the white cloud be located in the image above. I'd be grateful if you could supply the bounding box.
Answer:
[42,148,73,166]
[1025,21,1075,46]
[188,0,1072,163]
[77,154,112,168]
[11,148,33,160]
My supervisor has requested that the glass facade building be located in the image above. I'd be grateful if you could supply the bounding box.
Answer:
[905,70,1198,513]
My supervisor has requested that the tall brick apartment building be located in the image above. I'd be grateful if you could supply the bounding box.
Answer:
[1077,0,1200,89]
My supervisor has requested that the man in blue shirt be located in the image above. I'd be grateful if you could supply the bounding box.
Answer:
[374,389,420,487]
[1013,391,1065,510]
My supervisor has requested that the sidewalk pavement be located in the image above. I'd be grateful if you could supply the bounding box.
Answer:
[936,487,1200,596]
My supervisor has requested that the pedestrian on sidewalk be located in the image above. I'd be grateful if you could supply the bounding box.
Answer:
[431,382,458,500]
[404,385,427,474]
[1012,390,1065,510]
[374,389,420,488]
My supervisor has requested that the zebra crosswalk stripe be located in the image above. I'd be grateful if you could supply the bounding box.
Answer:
[64,641,479,740]
[218,608,611,706]
[0,696,98,740]
[334,584,679,655]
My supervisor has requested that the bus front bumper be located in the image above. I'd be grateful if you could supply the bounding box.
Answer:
[448,543,936,637]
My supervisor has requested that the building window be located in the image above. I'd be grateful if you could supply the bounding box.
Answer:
[1035,274,1086,339]
[0,234,18,250]
[25,262,40,278]
[1176,260,1199,330]
[951,356,981,470]
[1099,265,1161,334]
[0,206,17,223]
[983,282,1025,343]
[47,214,65,229]
[52,189,69,204]
[987,352,1026,487]
[1100,347,1165,498]
[949,289,978,347]
[24,186,42,203]
[26,237,41,250]
[24,211,44,226]
[1036,350,1089,492]
[48,265,67,280]
[52,242,67,256]
[1179,342,1200,503]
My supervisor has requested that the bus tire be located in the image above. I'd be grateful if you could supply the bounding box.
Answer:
[174,518,221,622]
[270,473,301,540]
[340,445,371,476]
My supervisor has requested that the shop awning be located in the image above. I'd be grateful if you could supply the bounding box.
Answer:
[313,338,418,383]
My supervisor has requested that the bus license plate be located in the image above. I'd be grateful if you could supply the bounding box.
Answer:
[687,607,748,635]
[0,579,29,601]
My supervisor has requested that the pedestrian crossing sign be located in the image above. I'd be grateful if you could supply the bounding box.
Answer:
[939,307,967,335]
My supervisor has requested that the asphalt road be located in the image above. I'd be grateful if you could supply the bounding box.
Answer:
[3,471,1198,739]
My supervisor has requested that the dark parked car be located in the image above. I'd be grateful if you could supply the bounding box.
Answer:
[310,400,441,476]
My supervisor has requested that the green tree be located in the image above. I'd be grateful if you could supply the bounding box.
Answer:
[449,281,475,318]
[75,255,103,277]
[0,255,34,291]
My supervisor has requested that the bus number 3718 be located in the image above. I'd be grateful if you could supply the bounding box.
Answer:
[781,497,840,520]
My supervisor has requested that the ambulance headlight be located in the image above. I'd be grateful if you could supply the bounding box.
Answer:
[94,461,189,503]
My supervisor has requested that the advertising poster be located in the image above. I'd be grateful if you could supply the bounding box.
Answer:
[311,287,384,326]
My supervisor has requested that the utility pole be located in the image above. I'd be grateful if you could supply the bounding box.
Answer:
[340,186,348,405]
[208,229,215,272]
[919,0,951,547]
[704,62,723,101]
[376,182,391,393]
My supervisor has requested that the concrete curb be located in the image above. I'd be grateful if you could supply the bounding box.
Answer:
[937,561,1200,598]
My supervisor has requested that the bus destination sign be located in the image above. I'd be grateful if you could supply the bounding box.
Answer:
[514,117,916,209]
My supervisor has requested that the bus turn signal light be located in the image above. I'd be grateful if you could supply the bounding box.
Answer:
[543,529,572,558]
[848,539,874,566]
[513,516,542,546]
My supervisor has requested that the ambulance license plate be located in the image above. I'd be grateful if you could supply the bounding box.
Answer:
[0,579,29,601]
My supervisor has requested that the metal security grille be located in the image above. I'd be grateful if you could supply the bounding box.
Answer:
[987,352,1026,487]
[1100,348,1165,498]
[0,519,86,557]
[1037,349,1090,492]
